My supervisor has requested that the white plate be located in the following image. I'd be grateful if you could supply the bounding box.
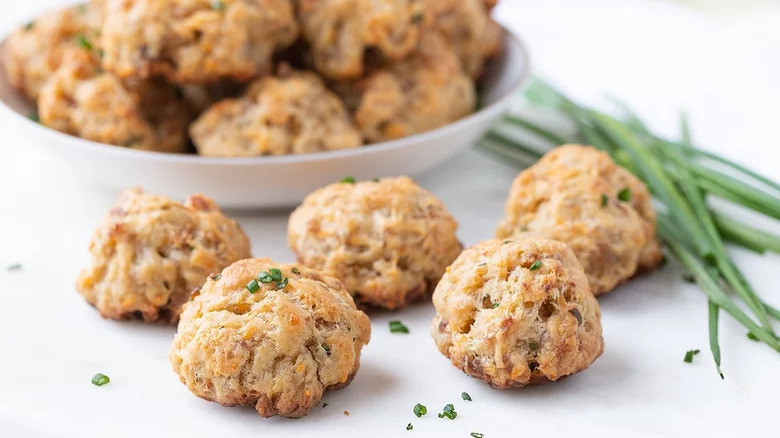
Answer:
[0,27,530,209]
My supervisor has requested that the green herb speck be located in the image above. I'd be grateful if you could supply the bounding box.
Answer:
[406,423,413,431]
[683,349,700,363]
[91,373,110,386]
[340,176,356,184]
[491,302,499,309]
[747,332,759,341]
[437,403,457,420]
[529,342,539,351]
[322,402,328,408]
[389,320,409,334]
[413,403,427,417]
[601,193,609,207]
[322,343,331,356]
[28,111,39,123]
[210,273,221,281]
[269,268,282,282]
[461,392,471,401]
[529,260,542,271]
[471,433,484,438]
[24,21,35,31]
[77,35,92,50]
[292,267,300,275]
[618,187,632,202]
[275,277,289,290]
[6,263,22,271]
[246,279,260,293]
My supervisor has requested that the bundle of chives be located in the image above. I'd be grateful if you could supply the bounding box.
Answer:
[481,78,780,377]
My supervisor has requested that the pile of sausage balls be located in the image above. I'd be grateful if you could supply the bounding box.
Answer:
[4,0,501,155]
[75,144,663,418]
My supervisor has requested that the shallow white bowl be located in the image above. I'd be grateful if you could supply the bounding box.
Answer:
[0,27,529,208]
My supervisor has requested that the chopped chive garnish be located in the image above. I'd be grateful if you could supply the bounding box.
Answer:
[269,268,282,281]
[373,177,380,182]
[413,403,427,417]
[246,279,260,293]
[406,423,413,431]
[389,320,409,334]
[24,21,34,30]
[747,332,759,341]
[6,263,22,271]
[471,433,484,438]
[617,187,632,202]
[683,349,700,363]
[529,342,539,351]
[291,267,300,274]
[569,308,582,325]
[91,373,110,386]
[491,302,499,309]
[437,404,457,420]
[211,0,226,10]
[601,194,609,206]
[322,343,331,356]
[340,176,356,183]
[77,35,92,50]
[461,392,471,401]
[258,271,273,283]
[275,277,289,290]
[210,273,221,281]
[529,260,542,271]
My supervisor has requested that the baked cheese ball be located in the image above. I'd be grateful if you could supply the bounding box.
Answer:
[496,145,663,295]
[423,0,502,78]
[2,2,102,101]
[190,68,362,156]
[295,0,424,79]
[38,48,191,153]
[343,33,476,142]
[431,237,603,388]
[288,176,462,309]
[76,188,251,323]
[170,258,370,418]
[100,0,298,83]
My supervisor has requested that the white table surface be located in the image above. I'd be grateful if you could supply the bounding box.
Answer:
[1,1,778,437]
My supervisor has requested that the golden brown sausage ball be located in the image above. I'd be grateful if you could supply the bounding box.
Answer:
[76,188,251,323]
[295,0,424,79]
[496,145,664,295]
[431,237,603,388]
[100,0,298,83]
[37,48,191,153]
[423,0,502,78]
[190,68,362,156]
[3,2,102,101]
[170,258,370,418]
[288,176,462,309]
[340,33,476,142]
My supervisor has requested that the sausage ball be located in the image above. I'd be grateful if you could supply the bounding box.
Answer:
[76,188,252,323]
[288,176,462,309]
[100,0,298,83]
[431,237,603,388]
[2,2,102,101]
[496,145,664,295]
[37,48,191,153]
[190,68,362,156]
[423,0,502,78]
[295,0,424,79]
[170,258,371,418]
[340,33,476,142]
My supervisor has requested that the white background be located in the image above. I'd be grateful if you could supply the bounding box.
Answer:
[0,1,778,437]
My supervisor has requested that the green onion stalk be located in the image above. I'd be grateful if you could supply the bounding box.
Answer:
[481,78,780,377]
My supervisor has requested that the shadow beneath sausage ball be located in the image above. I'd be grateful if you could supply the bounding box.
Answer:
[484,344,631,400]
